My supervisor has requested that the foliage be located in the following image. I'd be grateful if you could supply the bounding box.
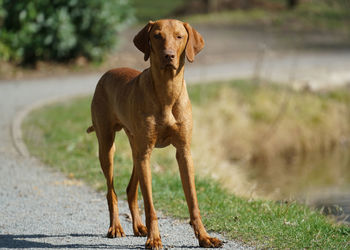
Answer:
[0,0,134,64]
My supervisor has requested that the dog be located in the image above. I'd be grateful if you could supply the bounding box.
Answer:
[87,19,223,249]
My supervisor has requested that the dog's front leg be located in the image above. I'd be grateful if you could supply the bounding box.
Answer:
[176,145,223,248]
[133,143,162,249]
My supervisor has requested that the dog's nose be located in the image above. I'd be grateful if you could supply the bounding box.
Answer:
[164,50,175,61]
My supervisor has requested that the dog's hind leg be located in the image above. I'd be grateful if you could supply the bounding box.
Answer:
[125,133,148,237]
[126,164,148,236]
[96,127,125,238]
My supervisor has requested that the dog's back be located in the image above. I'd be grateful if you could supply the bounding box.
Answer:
[97,67,141,96]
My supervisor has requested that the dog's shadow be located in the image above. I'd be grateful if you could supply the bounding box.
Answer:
[0,233,201,249]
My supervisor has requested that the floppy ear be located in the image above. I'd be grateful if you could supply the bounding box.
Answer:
[183,23,205,63]
[133,21,154,61]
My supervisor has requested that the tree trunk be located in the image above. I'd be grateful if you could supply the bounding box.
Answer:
[287,0,299,9]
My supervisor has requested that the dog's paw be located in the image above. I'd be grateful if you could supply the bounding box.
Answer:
[199,236,223,248]
[145,236,163,249]
[107,224,125,238]
[133,224,148,237]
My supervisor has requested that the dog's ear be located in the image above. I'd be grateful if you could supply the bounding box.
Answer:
[183,23,204,63]
[133,21,154,61]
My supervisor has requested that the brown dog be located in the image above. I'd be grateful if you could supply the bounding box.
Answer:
[87,19,223,249]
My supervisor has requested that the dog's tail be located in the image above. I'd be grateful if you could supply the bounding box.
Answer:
[86,125,95,134]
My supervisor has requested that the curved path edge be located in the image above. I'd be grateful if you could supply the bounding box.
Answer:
[11,91,92,158]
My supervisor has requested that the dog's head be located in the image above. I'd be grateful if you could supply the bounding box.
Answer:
[133,19,204,70]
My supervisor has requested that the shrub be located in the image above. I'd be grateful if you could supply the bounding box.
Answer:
[0,0,134,64]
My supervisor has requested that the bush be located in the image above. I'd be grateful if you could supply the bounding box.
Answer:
[0,0,134,64]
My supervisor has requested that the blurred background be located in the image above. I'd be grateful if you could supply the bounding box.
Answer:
[1,0,350,224]
[1,0,350,81]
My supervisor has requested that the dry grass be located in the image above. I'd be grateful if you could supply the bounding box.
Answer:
[188,81,350,198]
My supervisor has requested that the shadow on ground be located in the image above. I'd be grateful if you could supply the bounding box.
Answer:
[0,233,202,249]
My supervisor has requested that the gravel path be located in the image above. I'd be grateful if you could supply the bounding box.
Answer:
[0,155,242,249]
[1,26,350,249]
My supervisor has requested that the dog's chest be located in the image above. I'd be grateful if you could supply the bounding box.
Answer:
[154,109,178,148]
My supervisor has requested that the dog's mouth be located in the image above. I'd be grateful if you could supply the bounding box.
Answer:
[163,63,177,70]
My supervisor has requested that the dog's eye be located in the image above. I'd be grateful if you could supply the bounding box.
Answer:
[176,35,183,39]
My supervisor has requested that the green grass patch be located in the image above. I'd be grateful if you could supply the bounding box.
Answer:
[184,2,350,34]
[130,0,186,23]
[23,80,350,248]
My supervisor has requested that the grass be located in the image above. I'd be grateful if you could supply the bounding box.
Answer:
[130,0,186,22]
[22,80,350,248]
[185,1,350,34]
[188,81,350,196]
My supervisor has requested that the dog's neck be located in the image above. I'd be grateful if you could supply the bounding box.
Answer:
[150,62,185,110]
